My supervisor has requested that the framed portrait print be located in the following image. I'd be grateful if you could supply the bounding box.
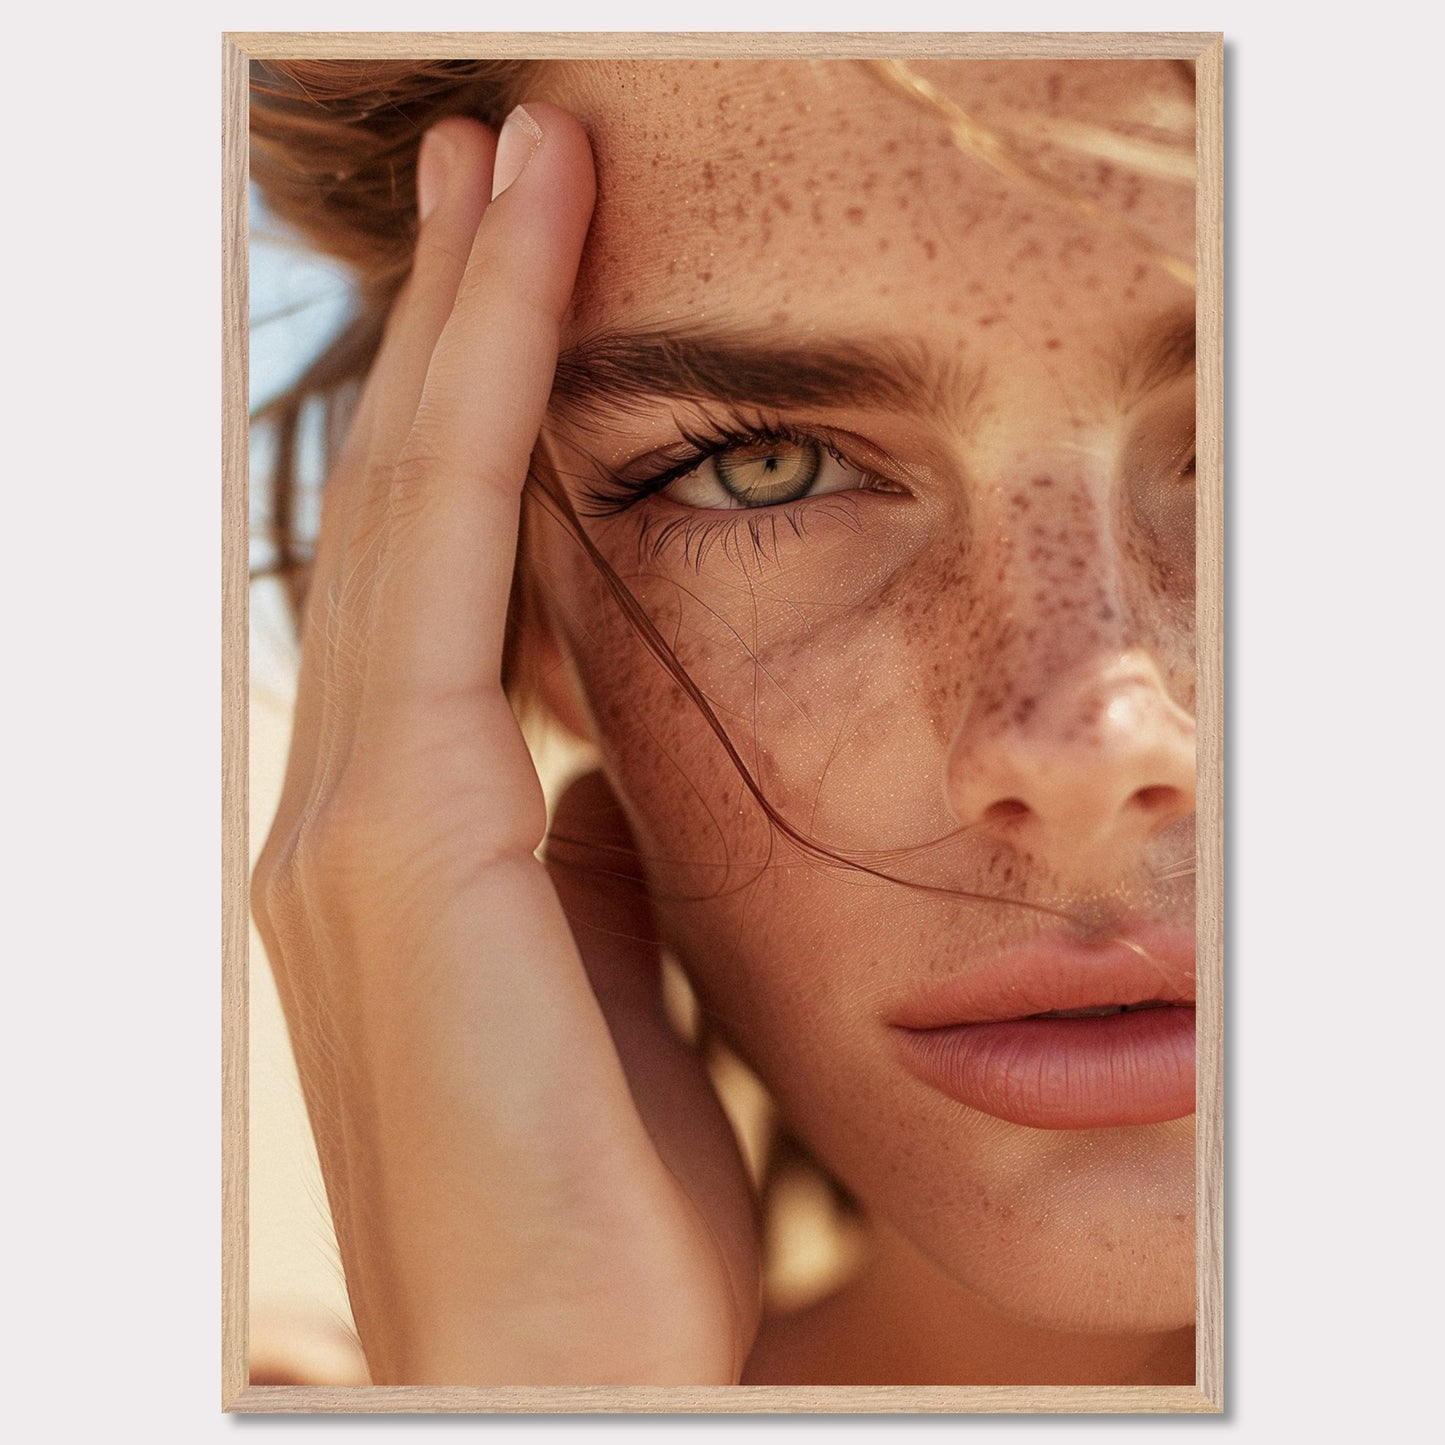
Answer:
[223,29,1223,1414]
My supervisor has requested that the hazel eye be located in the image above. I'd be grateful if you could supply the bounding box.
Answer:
[716,440,821,503]
[665,437,874,510]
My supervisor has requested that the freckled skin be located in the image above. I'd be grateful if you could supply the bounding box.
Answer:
[527,60,1198,1345]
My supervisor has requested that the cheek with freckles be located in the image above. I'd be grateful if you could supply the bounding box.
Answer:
[534,443,1192,881]
[534,491,954,868]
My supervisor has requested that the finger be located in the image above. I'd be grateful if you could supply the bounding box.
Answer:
[360,102,596,718]
[269,119,500,836]
[313,117,499,588]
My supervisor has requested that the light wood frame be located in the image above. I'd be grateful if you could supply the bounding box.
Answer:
[222,29,1224,1415]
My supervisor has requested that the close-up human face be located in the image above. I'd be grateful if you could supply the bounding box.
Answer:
[527,57,1197,1333]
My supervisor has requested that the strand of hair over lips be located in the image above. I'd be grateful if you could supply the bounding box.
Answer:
[861,59,1196,290]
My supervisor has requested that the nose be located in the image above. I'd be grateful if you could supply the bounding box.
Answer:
[945,649,1195,864]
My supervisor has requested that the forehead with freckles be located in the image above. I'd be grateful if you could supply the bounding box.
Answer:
[535,57,1195,404]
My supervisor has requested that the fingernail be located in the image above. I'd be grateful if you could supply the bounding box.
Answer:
[416,127,454,222]
[491,105,544,200]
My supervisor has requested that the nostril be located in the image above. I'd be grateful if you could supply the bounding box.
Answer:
[983,798,1030,824]
[1133,785,1180,814]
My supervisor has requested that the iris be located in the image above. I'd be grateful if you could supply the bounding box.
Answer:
[713,439,822,506]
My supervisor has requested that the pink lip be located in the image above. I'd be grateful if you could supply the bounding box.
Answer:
[889,927,1196,1130]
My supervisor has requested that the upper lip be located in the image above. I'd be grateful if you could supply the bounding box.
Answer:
[887,924,1196,1029]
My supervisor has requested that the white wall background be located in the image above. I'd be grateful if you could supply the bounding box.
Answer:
[4,0,1441,1439]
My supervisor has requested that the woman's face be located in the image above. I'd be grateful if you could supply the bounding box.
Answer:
[529,58,1197,1332]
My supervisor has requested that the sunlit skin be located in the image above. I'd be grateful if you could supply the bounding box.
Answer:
[524,59,1198,1381]
[252,55,1200,1388]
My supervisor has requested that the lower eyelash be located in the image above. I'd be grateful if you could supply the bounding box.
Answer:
[638,513,767,570]
[634,494,865,571]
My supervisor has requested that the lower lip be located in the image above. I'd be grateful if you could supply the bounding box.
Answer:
[894,1005,1196,1129]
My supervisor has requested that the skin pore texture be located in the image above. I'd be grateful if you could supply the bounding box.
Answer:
[522,59,1198,1384]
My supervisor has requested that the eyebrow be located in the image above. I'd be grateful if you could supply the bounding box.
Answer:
[550,328,988,423]
[550,309,1195,424]
[1116,308,1196,406]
